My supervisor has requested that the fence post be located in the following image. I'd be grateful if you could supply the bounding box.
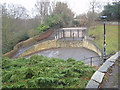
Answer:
[90,57,92,66]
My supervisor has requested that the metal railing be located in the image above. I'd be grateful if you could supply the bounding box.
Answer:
[82,54,114,66]
[82,56,101,66]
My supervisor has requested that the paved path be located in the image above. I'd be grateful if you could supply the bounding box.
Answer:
[100,58,119,88]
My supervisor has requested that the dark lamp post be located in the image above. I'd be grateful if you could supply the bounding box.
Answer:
[99,15,107,63]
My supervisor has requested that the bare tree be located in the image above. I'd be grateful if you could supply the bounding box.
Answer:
[75,14,88,27]
[35,0,51,22]
[2,3,8,43]
[49,0,56,14]
[7,4,29,19]
[89,0,102,27]
[53,2,74,27]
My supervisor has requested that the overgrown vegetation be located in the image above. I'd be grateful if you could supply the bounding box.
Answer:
[2,1,74,54]
[2,55,96,88]
[2,4,41,54]
[88,25,118,55]
[36,14,64,33]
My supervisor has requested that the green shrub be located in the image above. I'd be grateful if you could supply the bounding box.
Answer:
[2,55,96,88]
[37,22,50,33]
[67,58,76,62]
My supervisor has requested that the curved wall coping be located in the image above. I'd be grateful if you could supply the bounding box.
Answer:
[18,40,57,58]
[83,40,103,57]
[17,39,103,59]
[86,51,120,88]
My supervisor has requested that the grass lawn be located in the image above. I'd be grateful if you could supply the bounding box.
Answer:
[88,24,118,55]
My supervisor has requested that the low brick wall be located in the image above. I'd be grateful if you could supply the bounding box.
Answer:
[86,52,120,88]
[3,28,54,58]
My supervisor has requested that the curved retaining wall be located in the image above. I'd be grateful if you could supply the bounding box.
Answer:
[56,40,102,56]
[18,40,57,58]
[17,39,103,58]
[86,52,120,88]
[83,40,102,57]
[3,28,54,58]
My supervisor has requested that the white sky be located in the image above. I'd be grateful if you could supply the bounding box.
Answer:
[1,0,113,15]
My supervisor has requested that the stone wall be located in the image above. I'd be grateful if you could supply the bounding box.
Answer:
[56,40,102,57]
[86,52,120,88]
[17,39,103,58]
[83,40,102,57]
[18,40,57,57]
[56,40,83,47]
